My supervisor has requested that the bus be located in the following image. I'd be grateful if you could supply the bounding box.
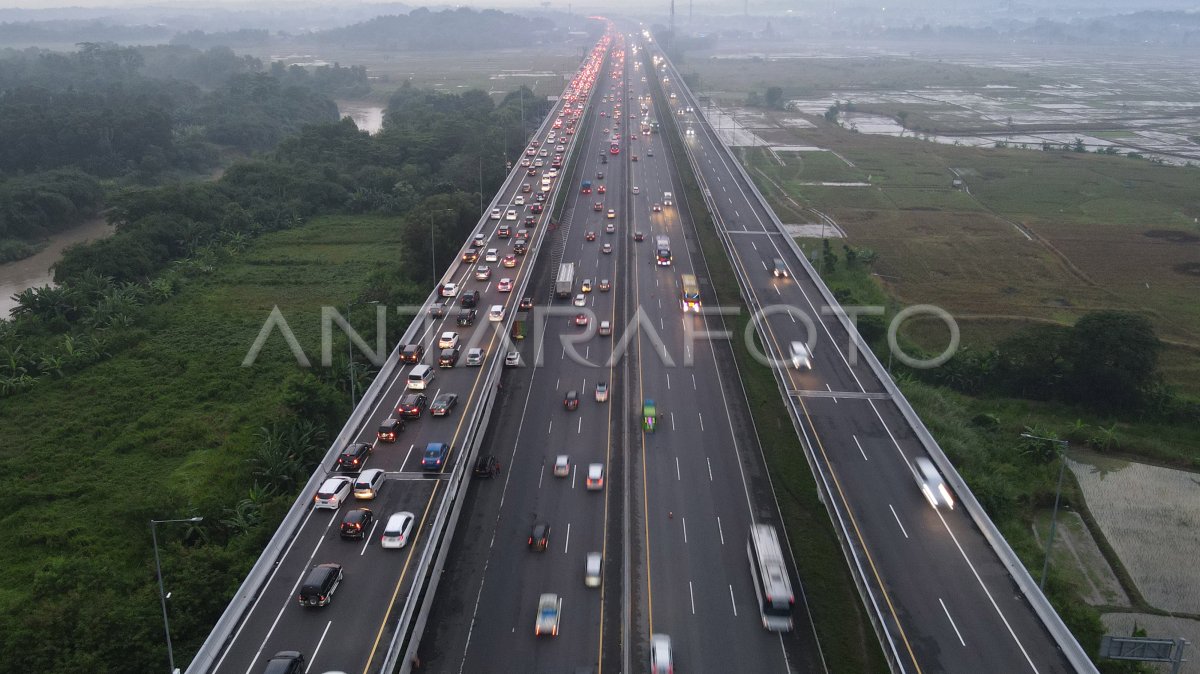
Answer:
[654,235,672,266]
[609,141,620,155]
[680,274,701,312]
[747,524,794,632]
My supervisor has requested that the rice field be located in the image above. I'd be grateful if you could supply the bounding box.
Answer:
[1069,454,1200,614]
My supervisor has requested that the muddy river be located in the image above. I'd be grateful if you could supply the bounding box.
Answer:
[0,217,114,319]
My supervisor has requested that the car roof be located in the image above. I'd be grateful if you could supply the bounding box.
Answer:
[359,468,384,479]
[386,511,413,526]
[588,463,603,475]
[320,476,351,489]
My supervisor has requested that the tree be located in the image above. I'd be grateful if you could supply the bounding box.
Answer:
[765,87,783,109]
[1063,311,1161,411]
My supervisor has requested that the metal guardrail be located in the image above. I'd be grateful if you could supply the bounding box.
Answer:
[654,46,1096,673]
[187,83,576,673]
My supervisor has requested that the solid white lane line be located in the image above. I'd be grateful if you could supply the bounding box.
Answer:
[306,621,333,673]
[940,598,966,647]
[577,416,583,434]
[854,435,868,461]
[698,413,705,432]
[675,456,681,481]
[360,520,380,556]
[402,443,415,468]
[707,457,713,482]
[666,373,671,390]
[691,373,697,389]
[547,420,553,435]
[670,412,676,431]
[717,516,725,545]
[682,516,688,543]
[889,505,910,539]
[728,585,738,616]
[689,581,696,615]
[564,522,571,555]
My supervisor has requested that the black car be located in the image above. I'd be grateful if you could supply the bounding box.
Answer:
[563,390,580,411]
[429,301,447,318]
[473,454,501,478]
[262,651,305,674]
[397,392,428,418]
[377,417,404,443]
[519,297,534,311]
[438,347,460,368]
[457,309,477,326]
[400,343,424,363]
[460,290,481,308]
[513,241,528,256]
[461,250,479,264]
[335,442,371,471]
[431,392,459,417]
[529,522,551,551]
[339,508,374,540]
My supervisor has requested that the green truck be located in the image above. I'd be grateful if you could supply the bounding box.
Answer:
[511,314,528,341]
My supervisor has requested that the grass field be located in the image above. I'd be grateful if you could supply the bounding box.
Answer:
[687,56,1039,100]
[734,115,1200,396]
[0,214,404,670]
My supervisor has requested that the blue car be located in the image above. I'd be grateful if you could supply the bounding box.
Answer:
[422,442,450,470]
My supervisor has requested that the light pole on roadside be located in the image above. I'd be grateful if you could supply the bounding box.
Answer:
[1021,433,1070,590]
[150,516,203,674]
[428,208,456,282]
[346,299,379,409]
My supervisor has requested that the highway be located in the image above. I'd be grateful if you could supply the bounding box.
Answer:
[202,35,613,674]
[418,34,824,674]
[649,36,1081,673]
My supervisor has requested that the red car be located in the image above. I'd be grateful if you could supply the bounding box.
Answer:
[593,202,603,212]
[598,185,606,194]
[497,278,513,292]
[575,313,589,326]
[586,231,597,241]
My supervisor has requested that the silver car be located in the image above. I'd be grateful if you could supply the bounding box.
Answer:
[915,457,955,510]
[789,341,812,370]
[381,511,416,549]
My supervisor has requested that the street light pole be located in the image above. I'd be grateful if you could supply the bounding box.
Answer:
[1021,433,1069,590]
[151,516,203,674]
[346,299,380,410]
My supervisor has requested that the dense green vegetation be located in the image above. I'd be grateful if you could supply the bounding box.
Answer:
[0,43,367,255]
[0,69,550,670]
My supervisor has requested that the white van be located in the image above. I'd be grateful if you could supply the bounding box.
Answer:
[407,364,435,390]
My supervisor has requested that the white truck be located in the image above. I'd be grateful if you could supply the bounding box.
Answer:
[555,262,575,298]
[662,191,673,207]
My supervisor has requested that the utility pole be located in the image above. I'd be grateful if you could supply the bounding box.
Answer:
[1021,433,1070,590]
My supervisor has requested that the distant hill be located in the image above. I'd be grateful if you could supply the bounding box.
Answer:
[302,7,563,51]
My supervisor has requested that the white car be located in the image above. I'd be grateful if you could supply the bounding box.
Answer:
[313,476,353,510]
[440,282,458,297]
[553,454,570,477]
[789,341,812,370]
[650,634,673,674]
[475,265,492,281]
[353,468,385,500]
[381,511,416,549]
[506,209,518,221]
[485,248,499,263]
[505,351,521,367]
[438,331,460,349]
[586,463,604,490]
[585,552,602,588]
[514,195,526,205]
[598,321,611,337]
[490,207,502,220]
[466,347,484,366]
[488,304,505,322]
[573,293,587,307]
[632,186,640,194]
[535,593,561,636]
[915,457,955,510]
